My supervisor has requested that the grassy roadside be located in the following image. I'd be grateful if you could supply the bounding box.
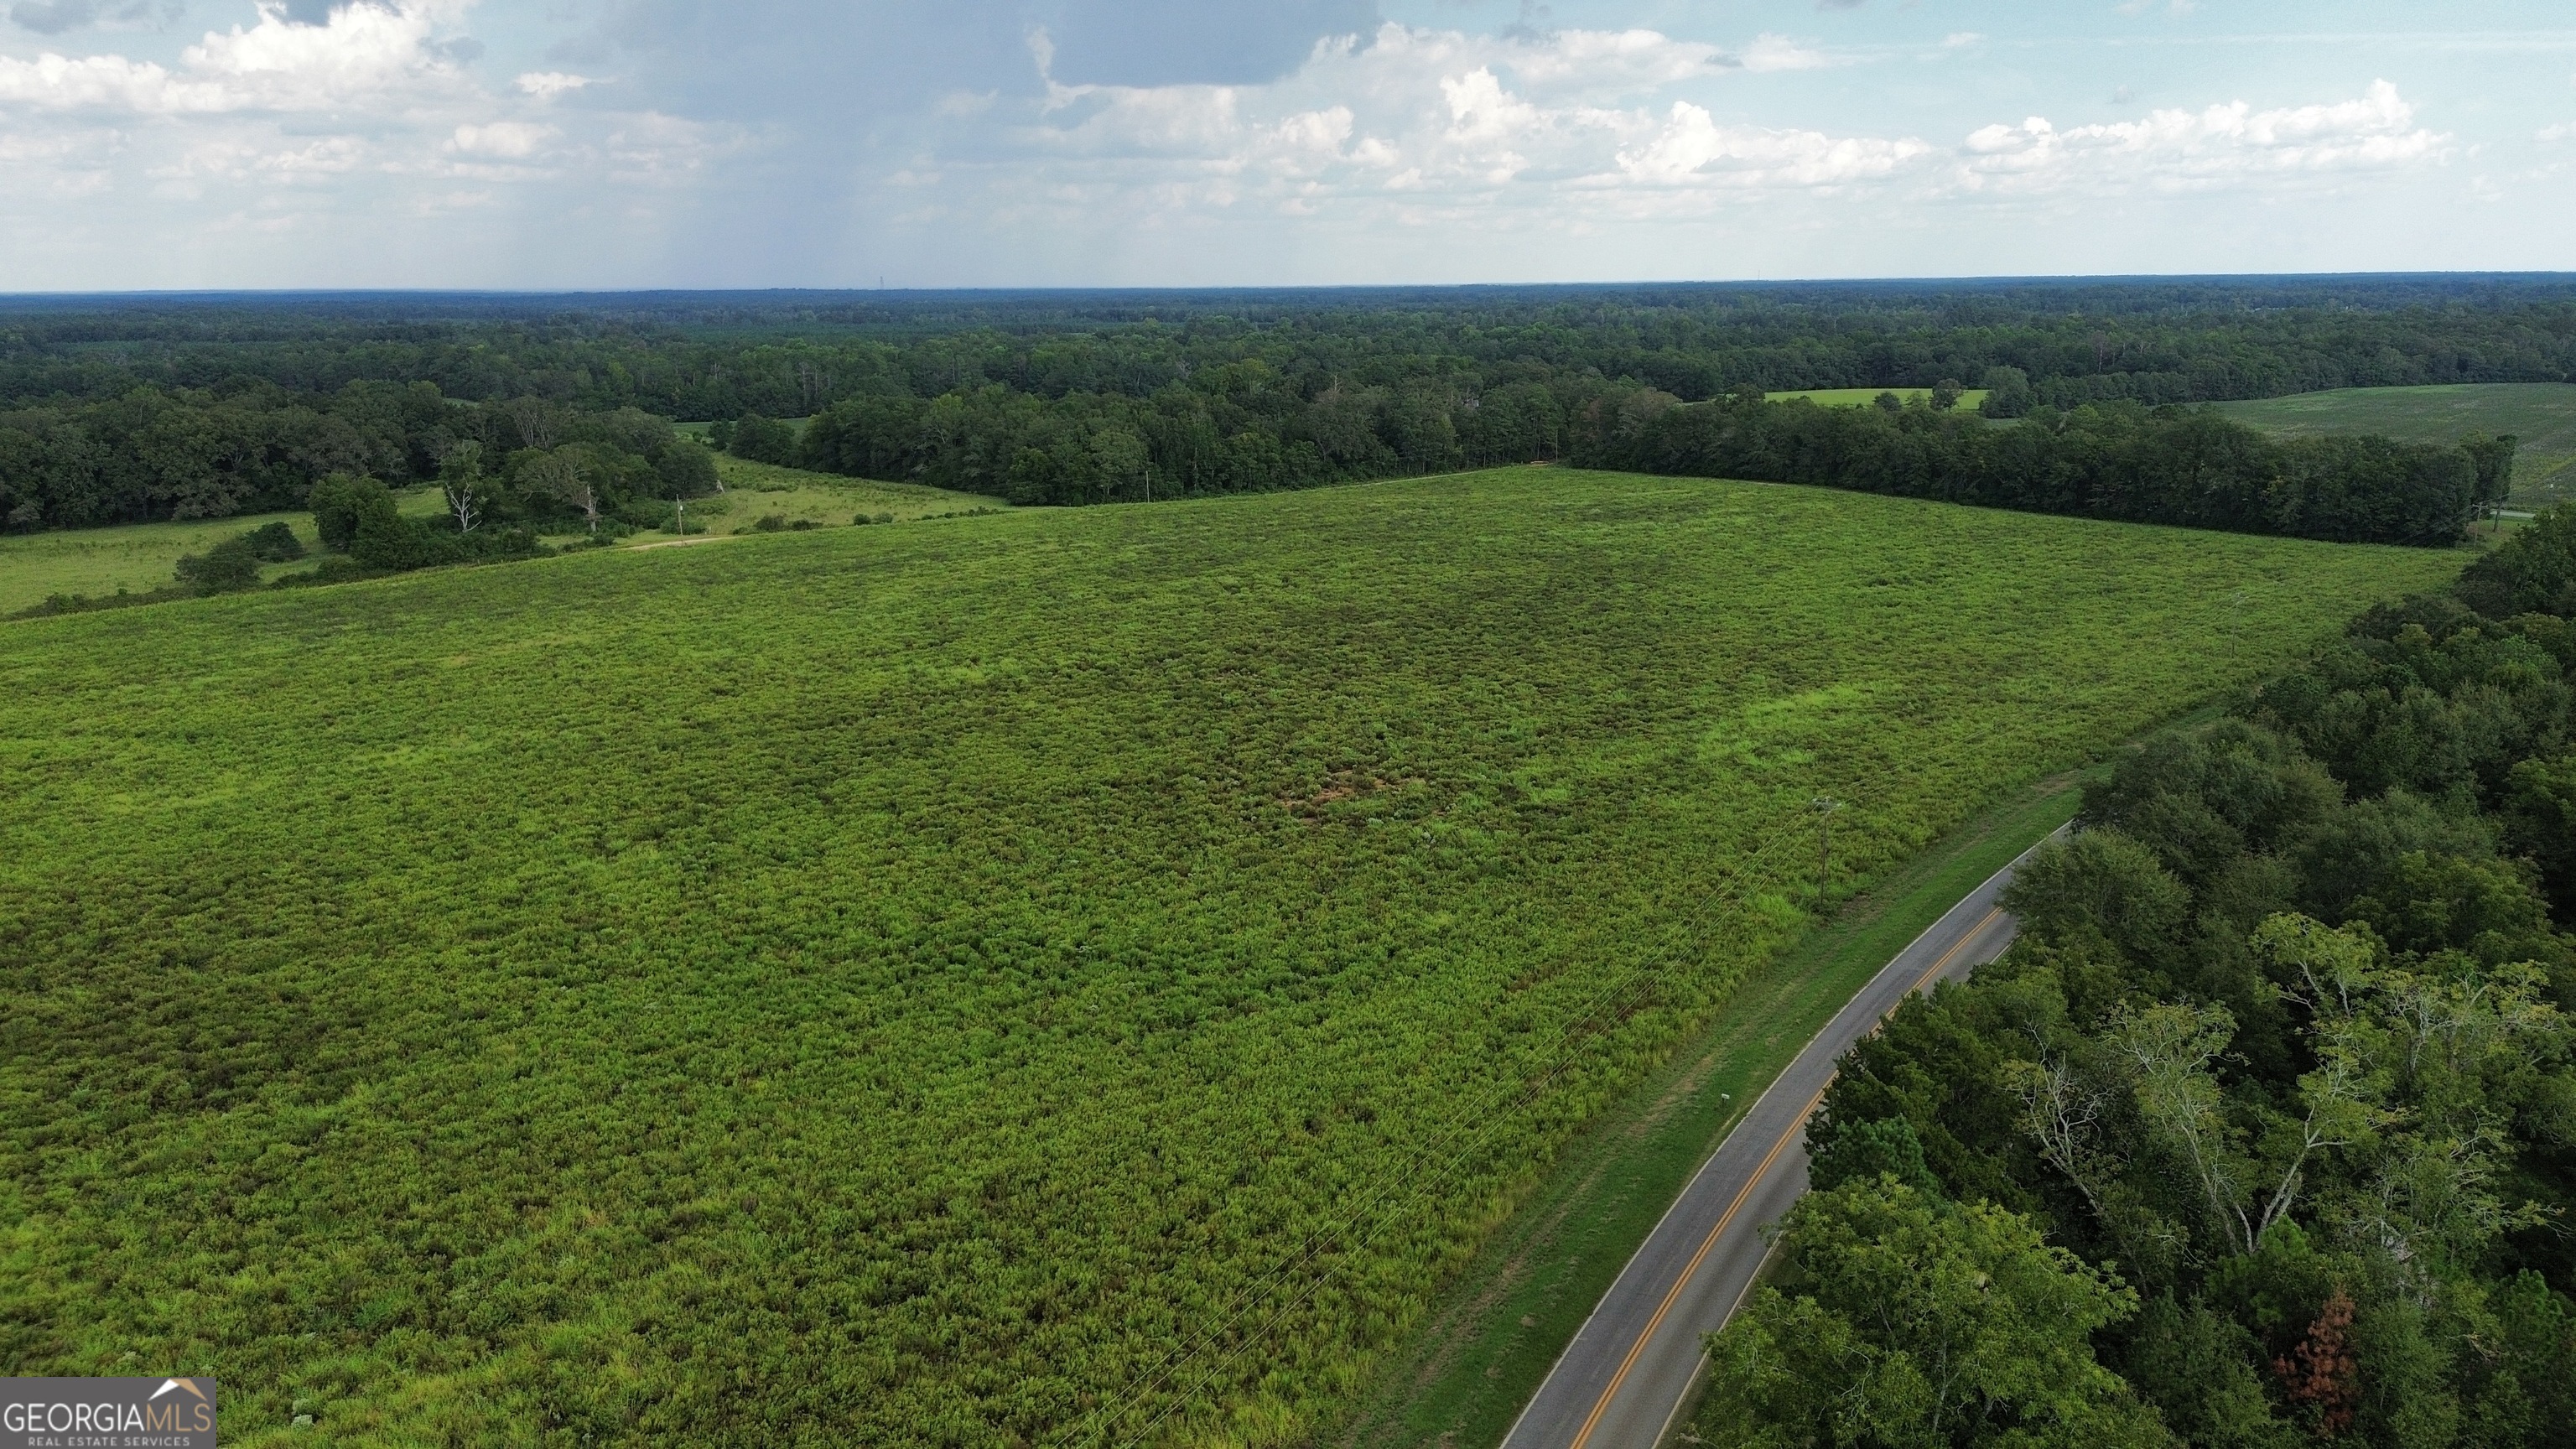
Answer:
[1322,767,2097,1449]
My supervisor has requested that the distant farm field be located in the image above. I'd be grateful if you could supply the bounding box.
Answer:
[0,470,2465,1445]
[1767,387,1991,410]
[0,490,444,614]
[694,454,1001,528]
[0,465,994,615]
[2215,383,2576,504]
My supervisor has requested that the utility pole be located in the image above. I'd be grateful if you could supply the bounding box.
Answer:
[1813,797,1841,892]
[676,498,686,538]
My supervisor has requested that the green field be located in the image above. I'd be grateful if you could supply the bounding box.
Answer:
[2215,383,2576,505]
[1767,387,1991,410]
[0,465,993,615]
[0,470,2464,1446]
[0,491,446,615]
[693,454,1001,528]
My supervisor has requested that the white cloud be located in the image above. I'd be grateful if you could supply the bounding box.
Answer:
[979,23,1909,219]
[515,70,595,101]
[450,121,553,158]
[0,2,470,114]
[2540,122,2576,143]
[1615,101,1929,188]
[1735,34,1836,73]
[150,132,367,184]
[1498,28,1725,94]
[1958,80,2445,193]
[0,52,228,113]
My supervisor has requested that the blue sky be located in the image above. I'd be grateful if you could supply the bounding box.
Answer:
[0,1,2569,288]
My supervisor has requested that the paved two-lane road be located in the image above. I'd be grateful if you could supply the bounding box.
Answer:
[1498,829,2062,1449]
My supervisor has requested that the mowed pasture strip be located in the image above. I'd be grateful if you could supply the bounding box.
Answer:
[0,470,2463,1445]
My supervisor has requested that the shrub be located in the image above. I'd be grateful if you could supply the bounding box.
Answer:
[240,521,306,562]
[172,537,266,595]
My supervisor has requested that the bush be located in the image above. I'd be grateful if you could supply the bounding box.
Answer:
[352,508,460,572]
[240,521,306,562]
[173,536,267,595]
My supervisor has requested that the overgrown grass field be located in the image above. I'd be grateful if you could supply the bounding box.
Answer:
[0,469,2463,1446]
[2215,383,2576,504]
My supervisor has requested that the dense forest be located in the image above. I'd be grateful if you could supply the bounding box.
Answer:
[1700,514,2576,1447]
[3,278,2568,540]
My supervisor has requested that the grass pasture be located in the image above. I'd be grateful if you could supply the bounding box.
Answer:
[0,465,990,615]
[2215,383,2576,505]
[0,469,2464,1445]
[0,490,444,615]
[691,454,1001,530]
[1767,387,1991,410]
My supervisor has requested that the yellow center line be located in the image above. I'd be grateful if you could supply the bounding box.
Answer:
[1562,905,2005,1449]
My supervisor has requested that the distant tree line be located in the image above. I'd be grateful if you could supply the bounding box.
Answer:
[6,280,2567,539]
[1602,392,2520,546]
[1698,512,2576,1448]
[2,278,2569,427]
[773,377,2508,545]
[0,383,718,532]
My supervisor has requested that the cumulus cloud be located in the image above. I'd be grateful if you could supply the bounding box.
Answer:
[0,1,472,112]
[0,0,753,273]
[1615,101,1929,188]
[0,1,2506,287]
[984,23,1907,219]
[1959,79,2444,193]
